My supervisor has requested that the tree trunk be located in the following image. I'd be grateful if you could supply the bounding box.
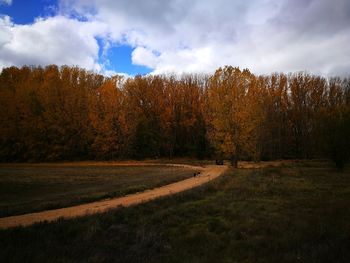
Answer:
[231,154,238,168]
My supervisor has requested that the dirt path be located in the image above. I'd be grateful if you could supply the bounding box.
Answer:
[0,164,227,229]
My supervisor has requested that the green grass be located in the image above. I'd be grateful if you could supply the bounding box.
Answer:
[1,161,350,262]
[0,163,196,217]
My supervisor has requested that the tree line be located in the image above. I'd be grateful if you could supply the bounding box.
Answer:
[0,65,349,168]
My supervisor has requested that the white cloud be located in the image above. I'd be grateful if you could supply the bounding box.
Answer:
[58,0,350,76]
[0,16,12,48]
[1,0,349,76]
[131,47,159,69]
[0,15,110,72]
[102,69,131,79]
[0,0,12,6]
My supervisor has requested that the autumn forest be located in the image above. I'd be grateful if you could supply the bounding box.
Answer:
[0,65,349,168]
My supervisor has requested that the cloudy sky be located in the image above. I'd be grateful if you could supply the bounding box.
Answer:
[0,0,349,76]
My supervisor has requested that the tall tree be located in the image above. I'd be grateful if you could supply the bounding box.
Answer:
[207,66,261,166]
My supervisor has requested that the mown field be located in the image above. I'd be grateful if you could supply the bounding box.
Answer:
[1,160,350,263]
[0,162,196,217]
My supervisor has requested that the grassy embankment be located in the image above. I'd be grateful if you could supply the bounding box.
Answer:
[1,160,350,262]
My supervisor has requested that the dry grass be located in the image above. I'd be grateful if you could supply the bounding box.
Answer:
[0,162,196,217]
[1,160,349,262]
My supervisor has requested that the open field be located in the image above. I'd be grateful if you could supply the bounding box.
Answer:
[0,162,198,217]
[0,164,226,228]
[1,160,349,262]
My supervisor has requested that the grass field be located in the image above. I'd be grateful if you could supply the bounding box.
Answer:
[1,160,350,262]
[0,163,196,217]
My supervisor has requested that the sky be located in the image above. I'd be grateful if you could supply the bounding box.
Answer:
[0,0,349,77]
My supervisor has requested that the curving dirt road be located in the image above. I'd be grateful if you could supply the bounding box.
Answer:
[0,164,227,229]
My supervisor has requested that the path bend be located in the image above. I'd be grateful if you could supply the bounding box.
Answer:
[0,164,227,229]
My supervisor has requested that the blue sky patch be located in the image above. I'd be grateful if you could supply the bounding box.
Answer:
[0,0,58,24]
[102,45,152,76]
[0,0,153,75]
